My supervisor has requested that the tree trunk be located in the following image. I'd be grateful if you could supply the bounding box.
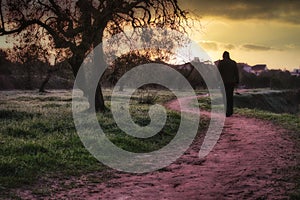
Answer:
[119,84,124,92]
[39,72,51,93]
[68,23,108,112]
[25,63,32,90]
[94,83,107,112]
[39,67,58,93]
[69,54,107,112]
[92,28,107,112]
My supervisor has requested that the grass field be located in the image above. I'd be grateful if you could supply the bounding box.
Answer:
[0,89,299,198]
[0,89,209,196]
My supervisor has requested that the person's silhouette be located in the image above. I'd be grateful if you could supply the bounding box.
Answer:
[217,51,239,117]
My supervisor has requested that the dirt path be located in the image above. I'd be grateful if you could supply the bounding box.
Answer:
[16,96,298,199]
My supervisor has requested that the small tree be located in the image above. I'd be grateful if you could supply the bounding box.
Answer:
[105,51,153,90]
[39,52,62,93]
[5,24,59,90]
[6,25,51,89]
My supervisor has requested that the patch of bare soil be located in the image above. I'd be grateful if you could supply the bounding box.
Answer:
[14,96,298,199]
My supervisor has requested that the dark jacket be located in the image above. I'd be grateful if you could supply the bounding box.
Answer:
[217,58,239,84]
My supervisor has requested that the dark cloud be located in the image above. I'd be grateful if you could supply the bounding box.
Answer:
[223,44,235,50]
[242,44,273,51]
[179,0,300,24]
[199,41,237,51]
[199,41,218,51]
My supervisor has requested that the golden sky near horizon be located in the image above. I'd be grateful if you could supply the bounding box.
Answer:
[179,0,300,71]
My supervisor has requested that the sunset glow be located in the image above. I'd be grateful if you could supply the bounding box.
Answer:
[180,0,300,71]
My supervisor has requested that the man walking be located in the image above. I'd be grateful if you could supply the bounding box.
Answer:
[217,51,239,117]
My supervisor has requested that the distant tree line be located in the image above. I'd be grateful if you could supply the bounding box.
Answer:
[2,47,299,91]
[0,49,73,90]
[237,65,300,89]
[101,51,219,91]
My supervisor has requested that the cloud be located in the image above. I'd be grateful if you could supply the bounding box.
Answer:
[223,44,235,50]
[285,44,297,49]
[199,41,237,51]
[242,44,274,51]
[199,41,218,51]
[179,0,300,24]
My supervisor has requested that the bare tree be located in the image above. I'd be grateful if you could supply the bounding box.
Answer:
[6,25,51,89]
[0,0,188,112]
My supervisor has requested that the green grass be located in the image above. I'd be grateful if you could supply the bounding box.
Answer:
[196,96,211,110]
[0,108,100,189]
[235,108,300,134]
[193,91,299,134]
[1,89,298,198]
[0,89,205,197]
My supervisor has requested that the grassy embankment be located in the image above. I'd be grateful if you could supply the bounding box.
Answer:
[195,89,300,131]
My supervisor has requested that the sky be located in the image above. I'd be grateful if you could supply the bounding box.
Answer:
[1,1,300,71]
[178,0,300,71]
